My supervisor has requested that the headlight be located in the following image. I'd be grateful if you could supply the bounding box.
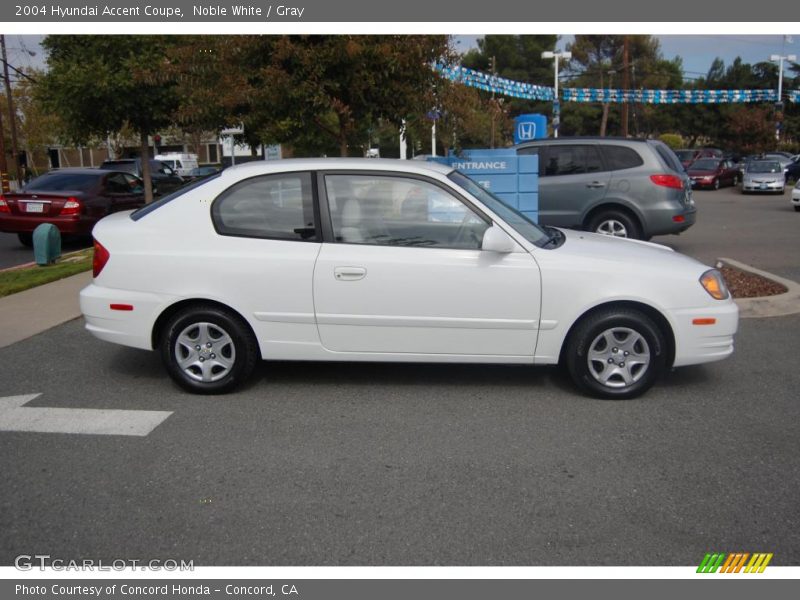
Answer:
[700,269,730,300]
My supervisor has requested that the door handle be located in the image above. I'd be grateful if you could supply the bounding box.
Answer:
[586,181,606,188]
[334,266,367,281]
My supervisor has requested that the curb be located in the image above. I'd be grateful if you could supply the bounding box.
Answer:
[718,257,800,319]
[0,248,92,274]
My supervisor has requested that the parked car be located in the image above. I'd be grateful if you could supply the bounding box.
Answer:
[785,159,800,184]
[675,148,723,169]
[742,160,785,194]
[0,168,145,246]
[80,158,737,400]
[99,158,184,196]
[792,180,800,212]
[515,137,696,240]
[183,165,222,184]
[687,158,740,190]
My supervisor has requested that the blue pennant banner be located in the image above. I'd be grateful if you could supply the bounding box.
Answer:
[436,64,795,105]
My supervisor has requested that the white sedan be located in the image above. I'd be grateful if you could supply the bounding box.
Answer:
[80,159,738,399]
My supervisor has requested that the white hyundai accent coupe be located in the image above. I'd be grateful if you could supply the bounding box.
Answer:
[80,159,738,399]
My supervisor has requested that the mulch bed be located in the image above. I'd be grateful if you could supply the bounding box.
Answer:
[720,264,787,298]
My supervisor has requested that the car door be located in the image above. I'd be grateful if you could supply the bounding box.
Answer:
[312,172,541,357]
[519,144,609,227]
[102,172,139,212]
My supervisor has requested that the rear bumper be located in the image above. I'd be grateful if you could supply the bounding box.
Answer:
[669,301,739,367]
[80,283,175,351]
[0,214,95,235]
[644,203,697,236]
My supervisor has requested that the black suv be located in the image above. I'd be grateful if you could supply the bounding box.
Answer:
[99,159,184,196]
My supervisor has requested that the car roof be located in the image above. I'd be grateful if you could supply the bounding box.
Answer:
[39,167,105,175]
[219,158,454,178]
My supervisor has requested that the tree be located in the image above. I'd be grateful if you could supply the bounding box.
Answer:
[37,36,179,202]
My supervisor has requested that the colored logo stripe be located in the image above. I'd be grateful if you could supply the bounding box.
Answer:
[697,553,773,573]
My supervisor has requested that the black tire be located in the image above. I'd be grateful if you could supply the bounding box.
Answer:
[587,210,642,240]
[733,174,739,186]
[564,308,667,400]
[17,232,33,247]
[160,304,259,394]
[794,206,800,212]
[713,178,720,190]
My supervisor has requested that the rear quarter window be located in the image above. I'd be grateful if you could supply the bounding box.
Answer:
[652,143,684,173]
[601,145,644,170]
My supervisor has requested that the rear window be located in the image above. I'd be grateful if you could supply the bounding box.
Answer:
[23,172,99,192]
[100,161,137,174]
[601,145,644,170]
[130,172,221,221]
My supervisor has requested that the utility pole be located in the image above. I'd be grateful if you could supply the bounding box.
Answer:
[0,35,21,185]
[0,99,8,193]
[621,36,630,138]
[600,69,615,137]
[490,55,497,148]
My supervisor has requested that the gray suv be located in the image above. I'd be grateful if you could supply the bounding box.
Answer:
[516,138,695,240]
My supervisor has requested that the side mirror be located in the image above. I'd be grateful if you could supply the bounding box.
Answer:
[482,225,516,253]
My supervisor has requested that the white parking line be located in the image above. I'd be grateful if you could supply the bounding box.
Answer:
[0,394,172,437]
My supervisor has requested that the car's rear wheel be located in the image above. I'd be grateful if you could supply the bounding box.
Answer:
[17,233,33,247]
[161,304,258,394]
[587,210,642,240]
[565,308,667,400]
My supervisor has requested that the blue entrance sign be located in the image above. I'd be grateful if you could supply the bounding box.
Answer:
[429,148,539,222]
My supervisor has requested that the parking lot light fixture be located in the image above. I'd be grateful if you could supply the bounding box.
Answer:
[541,50,571,138]
[770,52,797,140]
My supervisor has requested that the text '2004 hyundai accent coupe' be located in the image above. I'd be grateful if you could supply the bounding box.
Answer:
[80,159,738,399]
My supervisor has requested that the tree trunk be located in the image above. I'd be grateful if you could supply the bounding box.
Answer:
[140,130,154,204]
[600,103,610,137]
[339,133,348,157]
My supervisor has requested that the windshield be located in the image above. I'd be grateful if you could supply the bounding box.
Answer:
[691,159,719,170]
[747,161,781,174]
[447,171,549,247]
[23,172,98,192]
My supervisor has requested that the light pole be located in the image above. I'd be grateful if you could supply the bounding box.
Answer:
[541,50,571,138]
[770,52,796,142]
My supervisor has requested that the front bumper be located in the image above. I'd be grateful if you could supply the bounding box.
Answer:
[669,300,739,367]
[742,180,784,193]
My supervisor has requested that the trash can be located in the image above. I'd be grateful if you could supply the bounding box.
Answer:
[33,223,61,266]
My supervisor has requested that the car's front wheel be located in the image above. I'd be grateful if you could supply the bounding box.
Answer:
[161,304,259,394]
[564,308,667,400]
[713,178,720,190]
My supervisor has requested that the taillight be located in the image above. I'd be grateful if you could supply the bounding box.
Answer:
[650,174,684,189]
[61,197,82,216]
[93,239,110,278]
[0,195,9,213]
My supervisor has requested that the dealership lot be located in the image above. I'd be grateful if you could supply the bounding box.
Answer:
[1,184,799,566]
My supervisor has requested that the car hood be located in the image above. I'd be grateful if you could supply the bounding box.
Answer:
[550,228,709,276]
[744,173,783,181]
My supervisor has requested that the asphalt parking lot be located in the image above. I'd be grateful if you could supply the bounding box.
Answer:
[1,184,799,566]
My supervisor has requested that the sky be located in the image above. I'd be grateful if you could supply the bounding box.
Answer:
[5,34,799,87]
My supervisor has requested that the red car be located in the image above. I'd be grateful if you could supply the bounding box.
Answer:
[687,158,740,190]
[0,168,145,246]
[675,148,723,169]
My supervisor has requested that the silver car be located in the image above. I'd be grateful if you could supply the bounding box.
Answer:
[516,138,696,241]
[742,160,785,194]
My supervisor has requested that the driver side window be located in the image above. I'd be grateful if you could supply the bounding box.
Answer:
[324,175,489,250]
